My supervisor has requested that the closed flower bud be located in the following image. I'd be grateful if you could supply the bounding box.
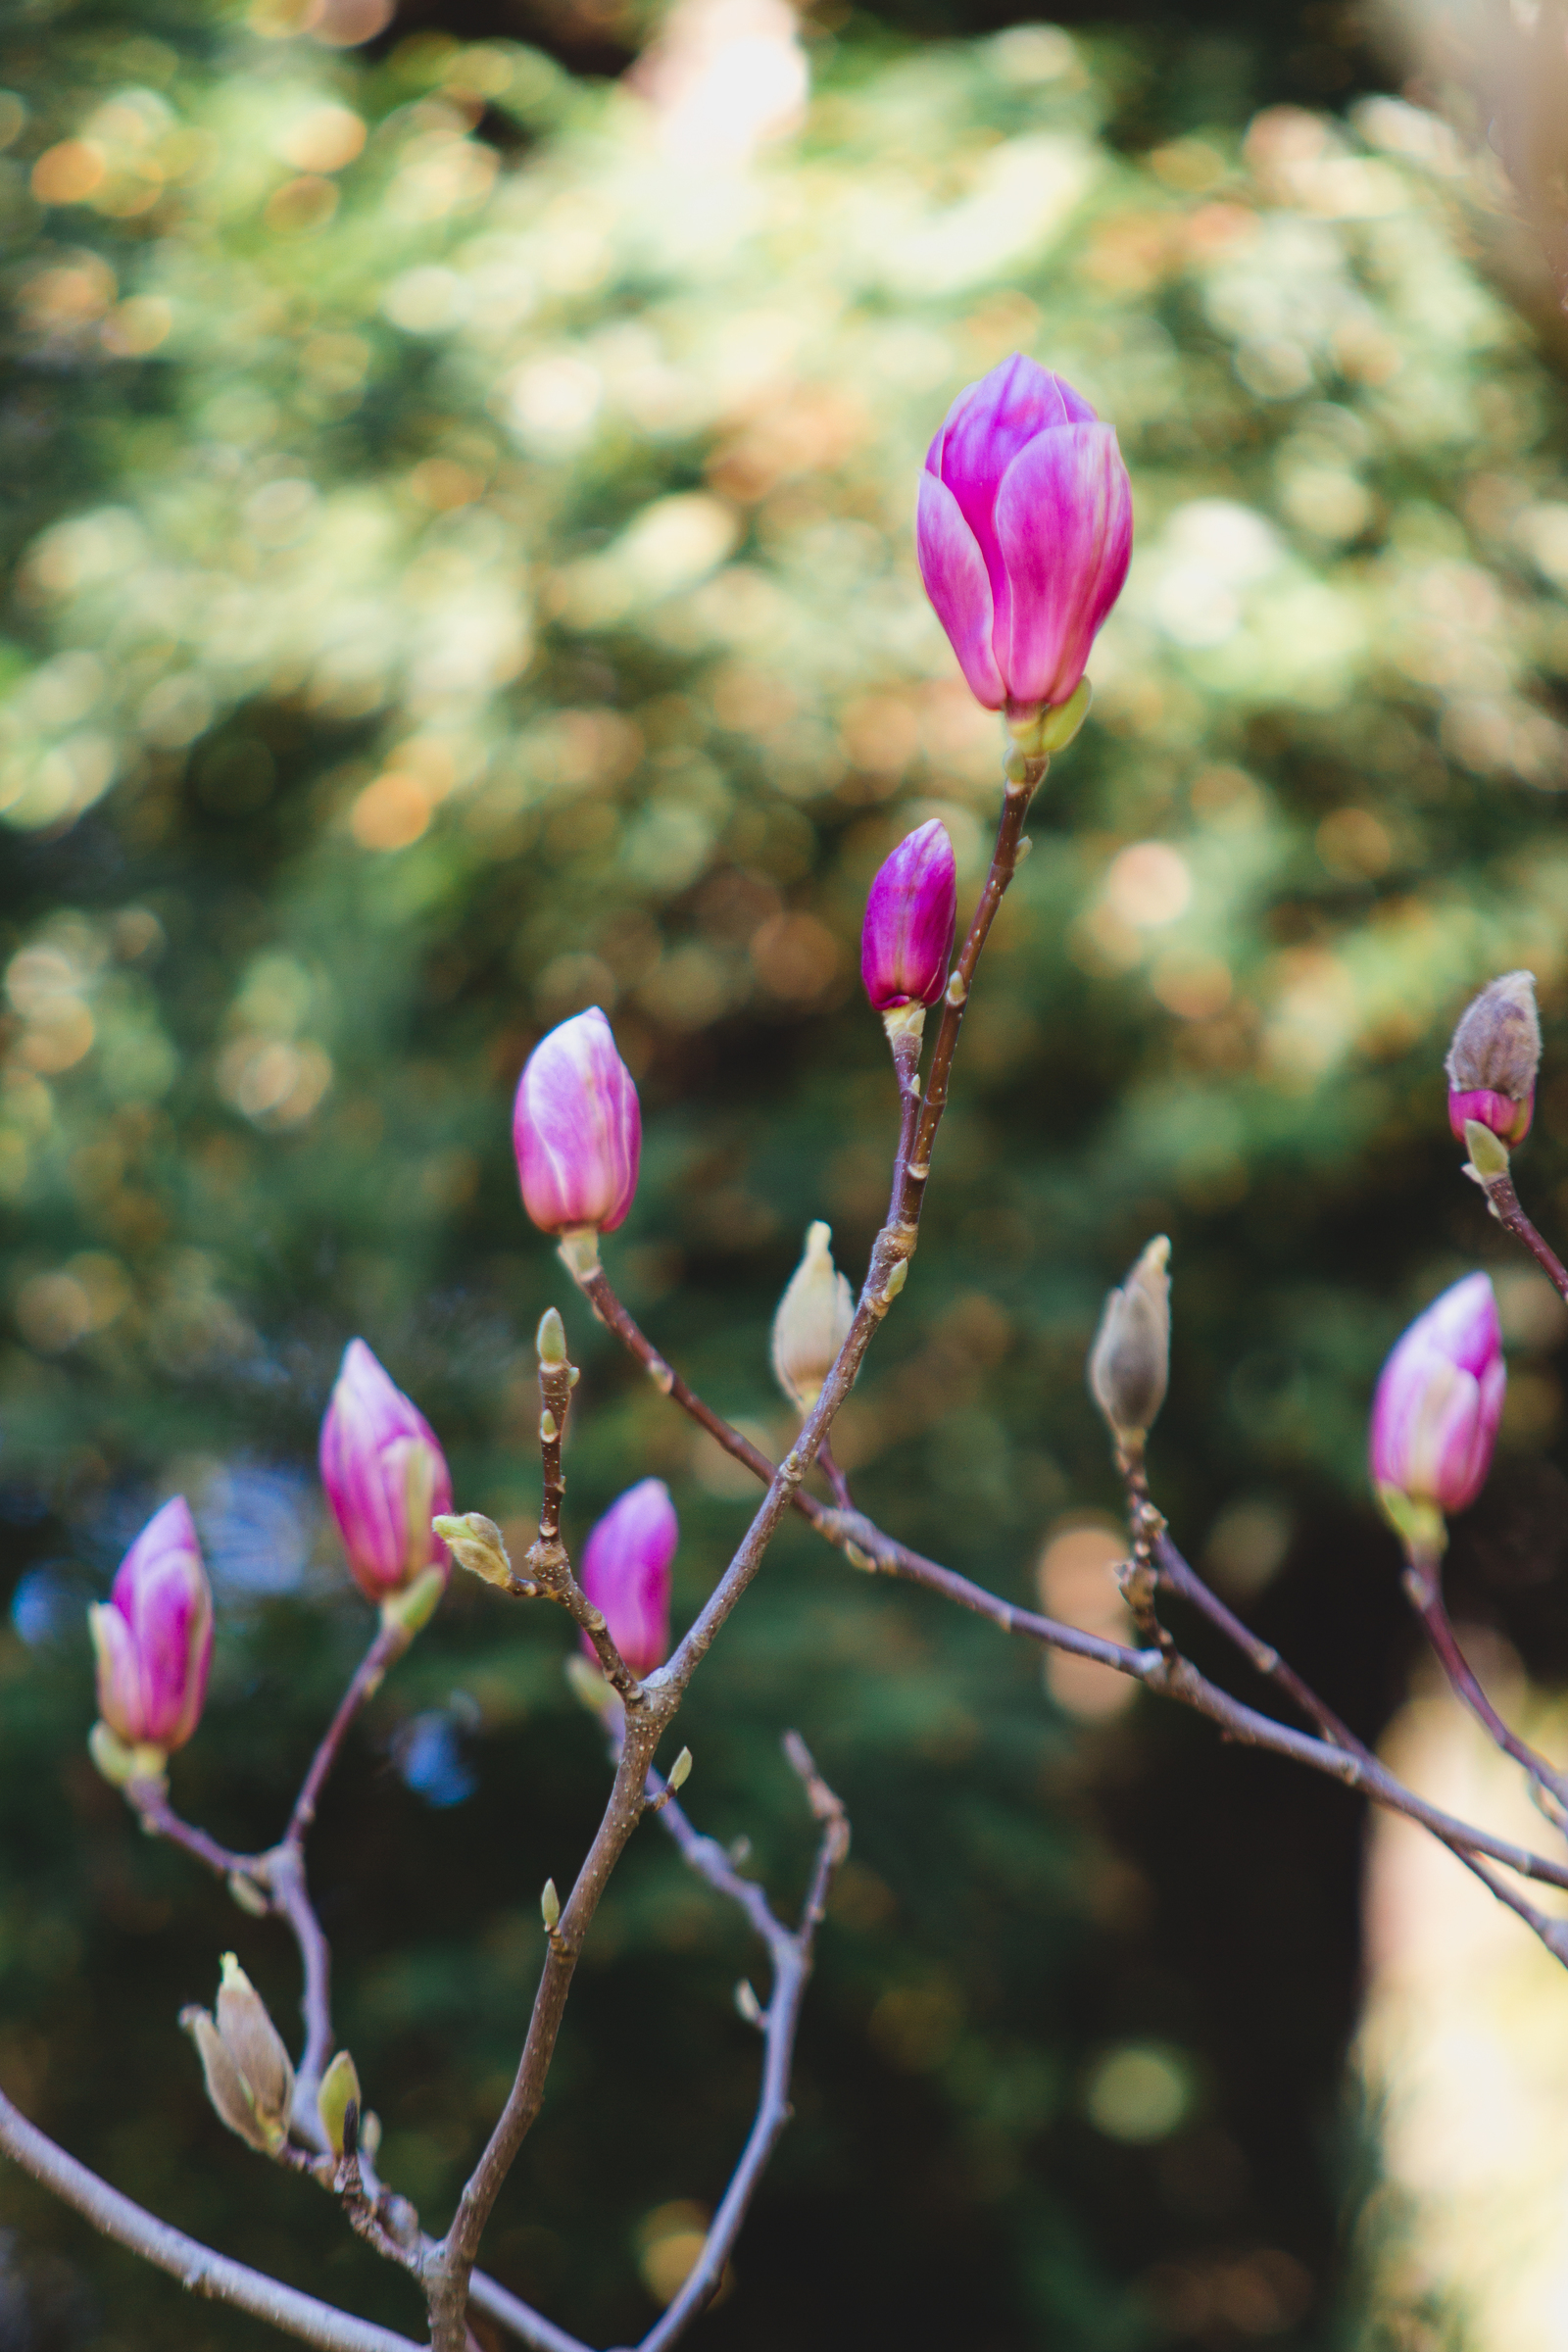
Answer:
[181,1953,295,2155]
[514,1007,641,1242]
[1446,970,1540,1146]
[580,1478,677,1681]
[1088,1238,1171,1444]
[917,354,1133,717]
[771,1222,855,1415]
[860,821,957,1016]
[1370,1272,1505,1537]
[319,1340,453,1610]
[88,1496,213,1770]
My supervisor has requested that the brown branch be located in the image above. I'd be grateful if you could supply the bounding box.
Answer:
[431,1706,670,2343]
[1405,1565,1568,1826]
[636,1735,849,2352]
[520,1320,644,1708]
[431,766,1044,2341]
[0,2084,421,2352]
[287,1621,411,1849]
[1475,1163,1568,1301]
[1154,1531,1568,1948]
[570,1270,1568,1895]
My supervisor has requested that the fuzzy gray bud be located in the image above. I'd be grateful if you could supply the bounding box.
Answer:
[1446,970,1540,1100]
[181,1954,295,2154]
[1088,1237,1171,1444]
[770,1222,854,1415]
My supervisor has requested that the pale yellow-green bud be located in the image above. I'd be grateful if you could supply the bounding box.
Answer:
[771,1222,854,1415]
[1088,1237,1171,1444]
[434,1511,514,1589]
[318,2049,362,2159]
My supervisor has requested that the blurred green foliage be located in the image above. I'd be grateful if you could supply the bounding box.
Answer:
[2,0,1568,2345]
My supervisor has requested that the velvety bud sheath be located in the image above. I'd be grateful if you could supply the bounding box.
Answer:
[88,1496,213,1756]
[860,821,957,1012]
[579,1478,677,1681]
[1446,970,1540,1145]
[1088,1238,1170,1443]
[771,1221,855,1413]
[180,1954,295,2155]
[514,1006,641,1238]
[1370,1273,1505,1522]
[916,353,1133,714]
[319,1340,453,1605]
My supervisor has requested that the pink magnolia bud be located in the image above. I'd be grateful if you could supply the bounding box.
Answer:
[861,820,957,1013]
[89,1496,214,1757]
[1446,970,1540,1146]
[916,353,1133,716]
[1370,1273,1505,1526]
[580,1477,677,1681]
[514,1007,641,1240]
[319,1339,453,1605]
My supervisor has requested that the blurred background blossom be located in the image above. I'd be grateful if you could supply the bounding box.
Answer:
[7,0,1568,2342]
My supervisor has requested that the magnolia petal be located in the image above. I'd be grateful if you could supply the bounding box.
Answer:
[580,1477,678,1680]
[915,471,1004,709]
[993,422,1133,709]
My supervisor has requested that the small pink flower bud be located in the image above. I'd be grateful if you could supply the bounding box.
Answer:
[579,1478,677,1681]
[860,820,957,1013]
[88,1496,214,1759]
[917,353,1133,716]
[1446,970,1540,1146]
[1370,1273,1505,1525]
[513,1007,642,1240]
[319,1340,453,1606]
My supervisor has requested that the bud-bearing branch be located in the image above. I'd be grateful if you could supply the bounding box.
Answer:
[12,350,1568,2352]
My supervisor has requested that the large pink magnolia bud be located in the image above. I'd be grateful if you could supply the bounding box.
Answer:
[89,1496,214,1761]
[861,819,957,1014]
[514,1007,641,1241]
[1446,970,1540,1148]
[580,1478,677,1681]
[916,353,1133,717]
[1370,1273,1505,1534]
[319,1339,453,1607]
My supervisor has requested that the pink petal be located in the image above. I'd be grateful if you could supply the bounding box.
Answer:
[915,471,1004,709]
[993,423,1133,708]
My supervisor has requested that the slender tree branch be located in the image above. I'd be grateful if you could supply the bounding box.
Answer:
[636,1735,848,2352]
[1404,1561,1568,1825]
[127,1783,250,1880]
[0,2085,421,2352]
[504,1318,645,1706]
[287,1621,411,1849]
[571,1267,1568,1894]
[1474,1162,1568,1301]
[431,1705,670,2343]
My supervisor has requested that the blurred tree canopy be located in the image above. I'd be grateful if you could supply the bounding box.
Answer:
[4,1,1568,2346]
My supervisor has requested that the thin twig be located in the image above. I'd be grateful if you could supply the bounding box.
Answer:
[0,2085,420,2352]
[1407,1569,1568,1826]
[1476,1164,1568,1301]
[288,1620,411,1848]
[522,1321,643,1707]
[1156,1532,1568,1948]
[572,1272,1568,1896]
[637,1736,849,2352]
